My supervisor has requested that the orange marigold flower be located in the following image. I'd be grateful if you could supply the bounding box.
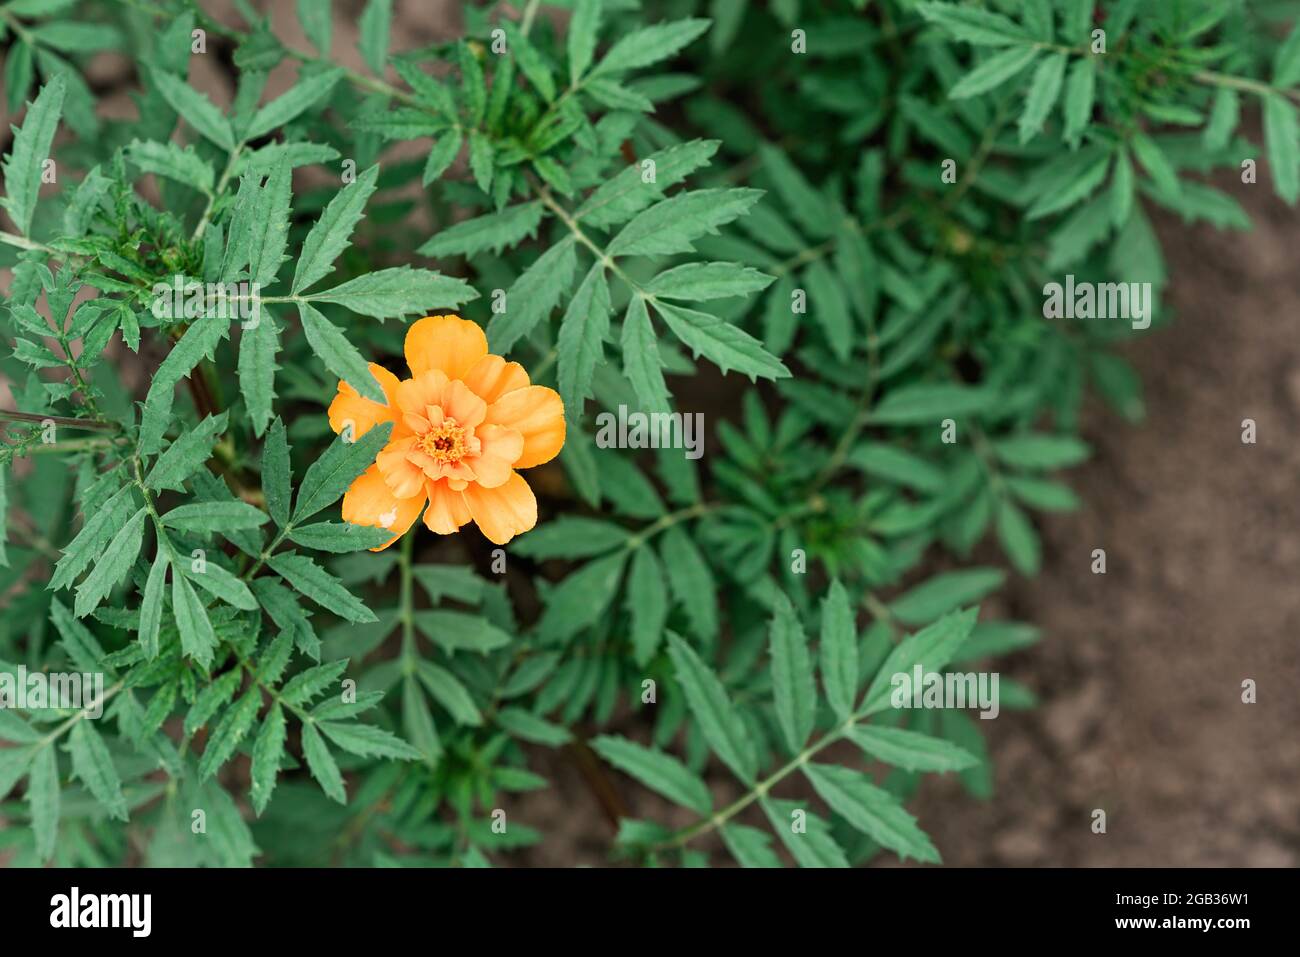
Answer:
[327,315,565,550]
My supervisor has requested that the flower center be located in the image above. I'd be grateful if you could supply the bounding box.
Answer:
[418,421,468,463]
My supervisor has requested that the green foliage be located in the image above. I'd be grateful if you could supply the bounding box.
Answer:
[0,0,1294,868]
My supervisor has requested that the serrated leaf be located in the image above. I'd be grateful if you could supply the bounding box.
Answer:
[591,18,709,77]
[627,545,669,666]
[862,608,979,715]
[568,0,603,85]
[487,237,577,353]
[536,550,627,642]
[804,763,940,863]
[510,515,631,559]
[288,521,393,552]
[300,721,346,803]
[576,139,719,228]
[996,500,1041,575]
[291,163,379,294]
[172,572,217,667]
[358,0,391,75]
[198,690,260,779]
[769,592,815,754]
[848,725,978,772]
[267,553,377,623]
[557,261,610,421]
[144,412,229,492]
[591,734,712,816]
[238,310,280,437]
[949,46,1039,99]
[653,299,789,381]
[67,721,127,820]
[151,69,234,150]
[889,569,1005,626]
[416,661,482,725]
[124,139,214,192]
[293,421,391,523]
[1062,56,1096,146]
[162,500,269,533]
[620,296,672,414]
[139,318,229,454]
[73,506,146,618]
[306,266,477,320]
[917,2,1030,46]
[608,188,763,257]
[296,300,383,401]
[645,261,774,302]
[247,68,341,140]
[319,720,421,759]
[819,579,857,720]
[28,745,59,861]
[1,76,65,236]
[138,550,169,659]
[250,702,287,815]
[1264,93,1299,205]
[666,632,756,782]
[418,201,543,258]
[1019,52,1065,143]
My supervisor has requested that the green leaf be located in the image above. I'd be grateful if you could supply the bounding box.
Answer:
[592,18,710,77]
[819,579,857,720]
[124,139,214,192]
[758,143,835,239]
[238,310,280,437]
[247,68,342,140]
[297,0,332,55]
[296,300,383,401]
[139,318,229,454]
[557,262,610,421]
[151,69,234,150]
[291,163,379,294]
[28,745,59,861]
[576,138,720,228]
[862,608,978,715]
[73,505,146,617]
[413,609,511,655]
[417,201,544,258]
[659,525,717,642]
[721,823,782,867]
[646,261,775,302]
[769,592,815,754]
[536,550,627,642]
[185,560,258,611]
[847,443,946,492]
[288,521,393,552]
[262,418,293,527]
[620,296,672,413]
[1130,132,1181,198]
[422,128,462,185]
[1019,53,1066,143]
[803,763,940,863]
[511,515,631,559]
[1062,56,1096,146]
[627,545,669,666]
[918,2,1030,46]
[145,412,229,492]
[172,570,217,667]
[762,798,850,868]
[1264,93,1299,205]
[848,725,978,772]
[996,500,1041,575]
[162,500,269,533]
[198,690,260,779]
[416,661,482,725]
[991,433,1089,469]
[568,0,603,85]
[319,720,422,760]
[591,734,712,816]
[67,722,127,821]
[805,259,852,360]
[487,236,577,353]
[1274,21,1300,87]
[293,421,392,522]
[653,300,789,381]
[608,188,763,257]
[666,632,756,782]
[496,707,571,746]
[1,75,65,236]
[1203,88,1240,151]
[358,0,392,74]
[502,21,555,101]
[868,383,994,425]
[138,550,169,659]
[300,721,346,803]
[306,266,477,320]
[468,130,494,193]
[889,569,1005,626]
[267,553,378,623]
[948,46,1039,99]
[250,702,287,815]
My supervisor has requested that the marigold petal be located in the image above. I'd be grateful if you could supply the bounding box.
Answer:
[327,363,402,441]
[437,378,488,429]
[395,369,450,417]
[423,479,472,534]
[484,386,566,469]
[375,437,426,499]
[463,471,537,545]
[405,315,487,381]
[465,424,524,489]
[341,464,425,551]
[462,353,530,404]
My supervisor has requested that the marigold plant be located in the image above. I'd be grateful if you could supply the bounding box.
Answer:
[0,0,1297,868]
